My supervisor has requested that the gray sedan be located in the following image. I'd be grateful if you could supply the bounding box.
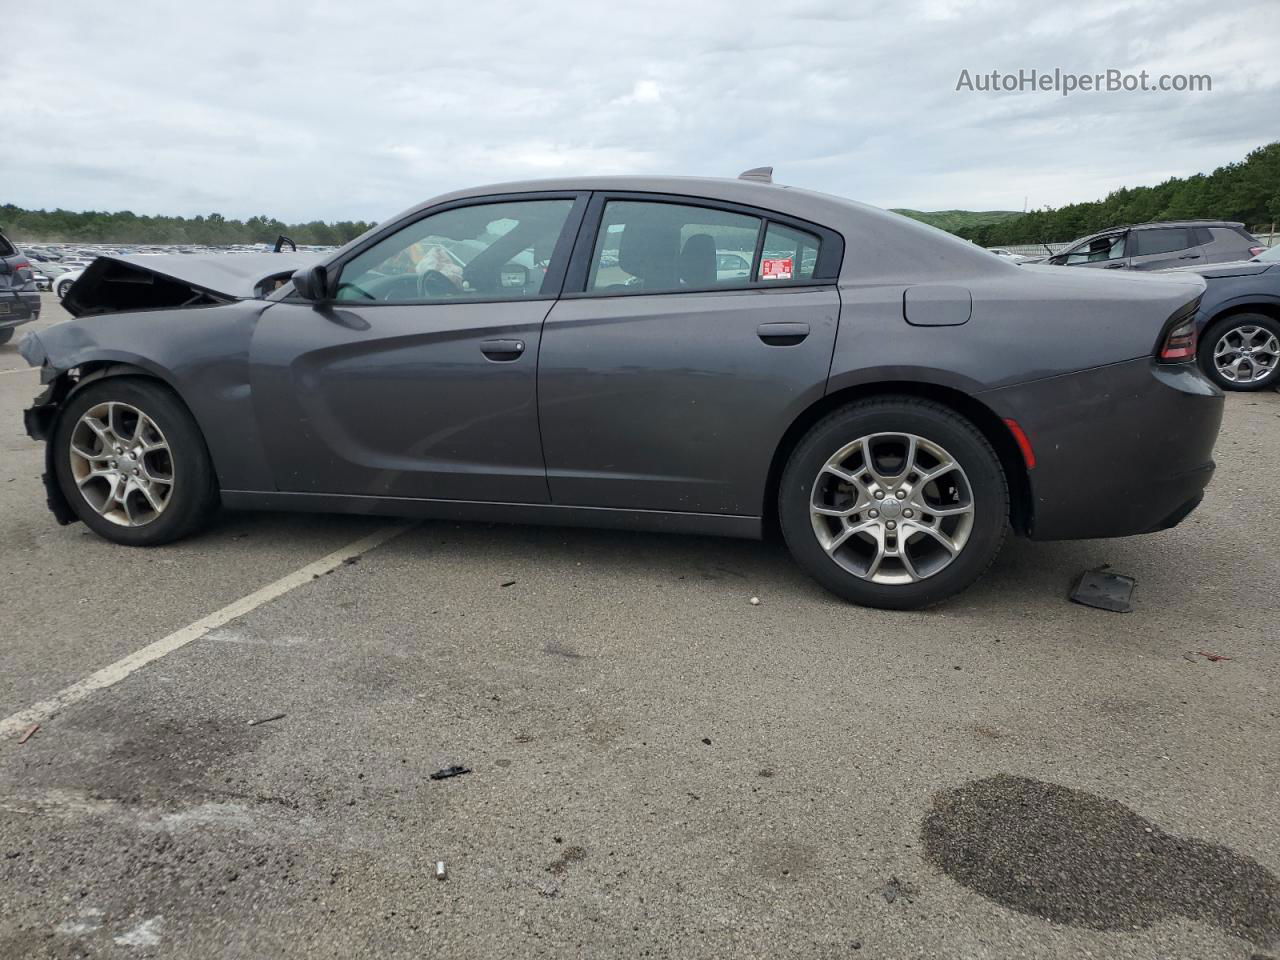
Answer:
[20,172,1223,609]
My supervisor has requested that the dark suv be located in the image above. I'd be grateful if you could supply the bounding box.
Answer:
[0,227,41,345]
[1041,221,1262,272]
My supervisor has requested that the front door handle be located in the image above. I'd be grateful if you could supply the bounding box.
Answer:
[1178,254,1201,260]
[757,322,810,346]
[480,339,525,361]
[1105,262,1126,269]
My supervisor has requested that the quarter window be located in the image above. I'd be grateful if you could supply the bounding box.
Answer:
[587,201,762,293]
[335,199,574,303]
[761,222,821,281]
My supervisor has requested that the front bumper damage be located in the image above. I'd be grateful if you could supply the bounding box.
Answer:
[20,332,79,525]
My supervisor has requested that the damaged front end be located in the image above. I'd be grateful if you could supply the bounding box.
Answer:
[20,250,316,525]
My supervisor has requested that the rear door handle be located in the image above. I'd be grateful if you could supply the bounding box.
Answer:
[757,322,810,346]
[1178,254,1201,260]
[480,339,525,361]
[1105,262,1126,269]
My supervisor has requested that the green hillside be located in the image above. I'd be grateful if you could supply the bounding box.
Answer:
[890,209,1024,234]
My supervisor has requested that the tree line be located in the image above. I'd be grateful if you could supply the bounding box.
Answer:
[5,140,1278,249]
[0,206,375,247]
[953,141,1280,247]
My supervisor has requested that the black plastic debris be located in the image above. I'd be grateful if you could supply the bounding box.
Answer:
[248,713,286,727]
[430,765,472,781]
[1069,567,1135,613]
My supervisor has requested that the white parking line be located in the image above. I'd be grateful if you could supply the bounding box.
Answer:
[1,523,413,740]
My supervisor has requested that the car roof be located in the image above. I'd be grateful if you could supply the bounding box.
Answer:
[1077,220,1244,241]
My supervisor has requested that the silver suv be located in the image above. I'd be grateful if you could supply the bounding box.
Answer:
[1042,221,1262,271]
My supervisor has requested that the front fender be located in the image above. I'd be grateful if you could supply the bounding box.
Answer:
[18,301,278,493]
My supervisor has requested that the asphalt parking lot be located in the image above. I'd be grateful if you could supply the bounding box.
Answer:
[2,294,1278,959]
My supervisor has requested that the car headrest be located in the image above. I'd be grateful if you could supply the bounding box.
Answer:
[619,220,679,289]
[679,233,716,288]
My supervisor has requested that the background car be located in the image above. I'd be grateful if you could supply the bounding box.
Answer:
[0,227,41,344]
[55,266,86,298]
[1165,243,1280,390]
[1032,221,1262,271]
[20,174,1221,610]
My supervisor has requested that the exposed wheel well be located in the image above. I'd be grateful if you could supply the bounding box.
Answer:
[763,382,1033,538]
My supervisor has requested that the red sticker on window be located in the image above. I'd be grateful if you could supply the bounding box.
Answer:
[761,258,793,280]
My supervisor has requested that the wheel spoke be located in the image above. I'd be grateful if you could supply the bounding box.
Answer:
[907,521,960,556]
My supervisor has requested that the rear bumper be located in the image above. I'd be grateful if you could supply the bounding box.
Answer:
[0,290,41,329]
[983,359,1223,541]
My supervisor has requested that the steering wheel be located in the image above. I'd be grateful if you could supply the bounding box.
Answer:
[418,269,460,299]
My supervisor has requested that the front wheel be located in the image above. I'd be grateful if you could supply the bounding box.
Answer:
[0,328,13,346]
[57,279,73,298]
[1198,313,1280,391]
[779,397,1009,610]
[52,378,220,545]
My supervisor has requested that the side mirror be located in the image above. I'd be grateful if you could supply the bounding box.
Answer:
[1048,255,1066,266]
[292,263,330,302]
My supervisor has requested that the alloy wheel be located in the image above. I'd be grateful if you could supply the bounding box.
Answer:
[1213,324,1279,385]
[809,432,975,585]
[68,401,175,526]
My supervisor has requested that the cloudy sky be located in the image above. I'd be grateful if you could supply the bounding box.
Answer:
[4,0,1278,223]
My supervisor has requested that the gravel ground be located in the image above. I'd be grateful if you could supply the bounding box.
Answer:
[1,294,1277,959]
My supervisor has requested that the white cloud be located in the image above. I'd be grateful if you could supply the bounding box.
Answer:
[4,0,1277,222]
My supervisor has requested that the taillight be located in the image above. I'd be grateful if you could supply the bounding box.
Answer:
[1250,246,1265,257]
[1159,318,1197,362]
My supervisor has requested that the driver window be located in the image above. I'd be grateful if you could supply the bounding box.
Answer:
[335,199,574,303]
[1064,234,1125,265]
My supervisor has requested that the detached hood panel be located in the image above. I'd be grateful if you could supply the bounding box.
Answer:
[63,252,318,317]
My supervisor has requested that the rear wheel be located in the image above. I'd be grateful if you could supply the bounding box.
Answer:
[779,397,1009,610]
[0,328,13,346]
[53,378,220,545]
[1198,313,1280,391]
[57,279,73,298]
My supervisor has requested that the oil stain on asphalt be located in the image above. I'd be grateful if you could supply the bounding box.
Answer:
[922,774,1280,949]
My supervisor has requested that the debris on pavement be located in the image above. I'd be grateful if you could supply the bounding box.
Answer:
[879,876,917,904]
[1068,566,1135,613]
[500,580,516,588]
[16,724,39,744]
[435,861,447,881]
[749,596,761,605]
[701,737,712,745]
[430,765,472,781]
[1196,651,1234,662]
[247,713,286,727]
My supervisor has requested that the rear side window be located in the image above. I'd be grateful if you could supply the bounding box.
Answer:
[761,223,820,281]
[1132,228,1191,257]
[0,234,15,257]
[588,201,761,293]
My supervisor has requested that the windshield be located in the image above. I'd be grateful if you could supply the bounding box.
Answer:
[1252,244,1280,262]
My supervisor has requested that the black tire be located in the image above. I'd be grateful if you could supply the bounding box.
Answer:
[57,280,72,299]
[0,328,13,346]
[52,377,220,546]
[1197,313,1280,391]
[778,397,1009,610]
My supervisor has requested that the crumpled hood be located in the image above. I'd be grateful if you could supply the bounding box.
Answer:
[63,252,318,317]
